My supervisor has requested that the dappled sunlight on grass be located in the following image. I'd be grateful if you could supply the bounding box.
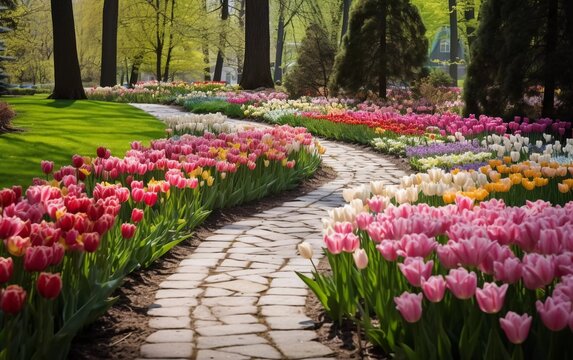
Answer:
[0,95,165,187]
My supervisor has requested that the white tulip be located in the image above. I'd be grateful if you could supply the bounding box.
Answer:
[510,151,521,162]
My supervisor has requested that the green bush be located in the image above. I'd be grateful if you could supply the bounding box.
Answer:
[184,100,244,119]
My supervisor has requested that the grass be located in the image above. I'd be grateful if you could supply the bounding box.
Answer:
[0,95,166,188]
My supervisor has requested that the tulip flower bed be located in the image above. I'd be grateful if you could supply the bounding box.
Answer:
[299,194,573,359]
[0,124,322,359]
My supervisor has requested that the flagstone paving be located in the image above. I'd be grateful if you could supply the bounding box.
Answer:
[133,104,409,359]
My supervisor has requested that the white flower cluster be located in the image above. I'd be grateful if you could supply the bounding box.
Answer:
[163,113,236,134]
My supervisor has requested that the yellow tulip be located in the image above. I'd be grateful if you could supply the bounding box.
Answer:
[533,177,549,187]
[563,179,573,188]
[509,173,523,185]
[489,159,502,168]
[503,156,512,164]
[443,192,456,204]
[207,176,214,187]
[201,170,211,180]
[522,179,536,191]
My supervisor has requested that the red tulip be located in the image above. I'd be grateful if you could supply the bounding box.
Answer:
[71,154,84,168]
[0,285,26,314]
[56,213,75,231]
[0,188,16,207]
[96,146,109,159]
[0,257,14,282]
[24,245,53,272]
[83,232,100,252]
[143,192,158,207]
[41,160,54,175]
[37,272,62,299]
[131,188,144,203]
[11,186,22,200]
[121,223,136,239]
[131,209,144,223]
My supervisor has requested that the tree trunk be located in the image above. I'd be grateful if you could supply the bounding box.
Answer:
[154,0,163,80]
[378,1,387,98]
[449,0,458,86]
[49,0,86,99]
[341,0,351,41]
[542,0,558,118]
[100,0,119,87]
[129,53,144,87]
[202,0,211,80]
[236,0,245,83]
[162,0,176,82]
[273,3,285,83]
[240,0,274,89]
[213,0,229,81]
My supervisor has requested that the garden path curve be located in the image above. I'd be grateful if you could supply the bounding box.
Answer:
[131,104,409,360]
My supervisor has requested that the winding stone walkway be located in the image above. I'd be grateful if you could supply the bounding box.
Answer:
[132,104,408,360]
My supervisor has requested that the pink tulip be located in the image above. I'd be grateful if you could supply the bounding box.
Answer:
[324,233,343,255]
[376,240,398,261]
[397,233,437,258]
[131,208,144,223]
[341,233,360,253]
[436,244,459,269]
[536,229,562,255]
[522,254,555,290]
[421,275,446,303]
[493,257,523,284]
[499,312,532,344]
[367,196,387,213]
[536,297,570,331]
[445,267,477,300]
[394,292,423,323]
[121,223,136,239]
[333,222,353,234]
[475,282,508,314]
[355,213,373,230]
[451,235,495,268]
[353,249,368,270]
[455,195,474,212]
[398,257,433,287]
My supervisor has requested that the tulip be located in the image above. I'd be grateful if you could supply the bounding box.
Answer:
[297,242,313,260]
[376,240,398,261]
[394,292,423,323]
[0,285,26,314]
[0,257,13,283]
[493,257,523,284]
[446,267,477,300]
[41,160,54,174]
[51,243,65,266]
[499,312,532,344]
[398,257,433,287]
[5,235,30,257]
[121,223,136,239]
[353,248,368,270]
[72,154,84,168]
[131,208,144,223]
[143,191,158,207]
[355,213,373,230]
[522,253,555,290]
[324,233,343,255]
[24,245,53,272]
[342,233,360,253]
[475,282,508,314]
[421,275,446,303]
[397,233,437,258]
[37,272,62,299]
[536,297,570,331]
[83,232,101,253]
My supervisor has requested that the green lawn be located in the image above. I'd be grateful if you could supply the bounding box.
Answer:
[0,95,165,188]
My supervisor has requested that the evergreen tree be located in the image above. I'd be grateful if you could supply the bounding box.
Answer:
[465,0,573,120]
[284,23,336,97]
[330,0,427,98]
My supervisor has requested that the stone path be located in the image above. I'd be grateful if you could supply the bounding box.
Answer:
[132,104,409,360]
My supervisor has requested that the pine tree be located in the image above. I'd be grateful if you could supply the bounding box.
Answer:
[284,23,336,97]
[465,0,573,120]
[330,0,427,98]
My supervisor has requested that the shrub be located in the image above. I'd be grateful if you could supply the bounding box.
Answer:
[0,101,15,132]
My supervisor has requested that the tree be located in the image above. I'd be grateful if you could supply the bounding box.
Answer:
[340,0,352,40]
[330,0,427,98]
[448,0,458,85]
[464,0,573,120]
[284,23,336,97]
[100,0,119,86]
[49,0,86,99]
[213,0,228,81]
[240,0,274,89]
[0,0,15,94]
